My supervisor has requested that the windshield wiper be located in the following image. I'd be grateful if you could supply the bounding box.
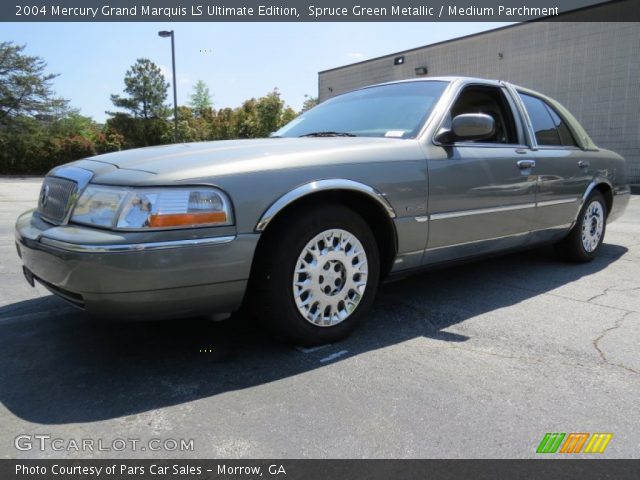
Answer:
[299,131,357,137]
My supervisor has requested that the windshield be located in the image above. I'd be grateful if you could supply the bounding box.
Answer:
[274,81,449,139]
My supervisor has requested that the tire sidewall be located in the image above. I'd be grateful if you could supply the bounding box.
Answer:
[266,205,380,345]
[575,191,607,261]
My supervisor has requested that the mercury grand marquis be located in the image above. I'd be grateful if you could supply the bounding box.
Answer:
[15,77,630,345]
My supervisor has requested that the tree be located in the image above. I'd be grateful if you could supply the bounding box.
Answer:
[281,106,298,126]
[235,98,259,138]
[104,113,170,149]
[301,94,319,113]
[211,108,237,140]
[0,41,67,126]
[109,58,170,120]
[255,89,285,137]
[189,80,213,116]
[108,58,171,147]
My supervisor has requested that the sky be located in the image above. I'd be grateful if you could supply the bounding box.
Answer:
[3,22,514,122]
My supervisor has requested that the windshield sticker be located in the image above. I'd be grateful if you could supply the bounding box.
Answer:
[384,130,405,138]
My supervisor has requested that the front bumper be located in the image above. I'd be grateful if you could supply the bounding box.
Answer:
[15,210,258,320]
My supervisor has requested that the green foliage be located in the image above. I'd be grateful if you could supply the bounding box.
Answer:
[231,88,299,139]
[105,58,172,148]
[281,106,298,126]
[0,112,123,174]
[301,95,319,113]
[210,108,236,140]
[0,41,68,126]
[0,43,306,174]
[255,88,285,137]
[104,112,171,149]
[235,98,259,139]
[189,80,213,116]
[109,58,170,120]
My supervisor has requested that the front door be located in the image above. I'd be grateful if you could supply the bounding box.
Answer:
[425,84,537,264]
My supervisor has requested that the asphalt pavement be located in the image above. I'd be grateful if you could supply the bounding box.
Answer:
[1,178,638,458]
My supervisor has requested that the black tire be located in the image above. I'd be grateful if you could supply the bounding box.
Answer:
[556,190,607,262]
[251,204,380,346]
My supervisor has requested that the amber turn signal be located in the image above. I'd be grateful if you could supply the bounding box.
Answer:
[148,212,227,228]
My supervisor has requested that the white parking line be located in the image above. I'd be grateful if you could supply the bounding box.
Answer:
[319,350,349,363]
[295,344,332,353]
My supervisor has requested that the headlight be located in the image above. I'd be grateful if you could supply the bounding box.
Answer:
[70,185,233,230]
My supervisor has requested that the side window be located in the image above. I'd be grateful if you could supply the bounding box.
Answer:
[520,93,577,147]
[545,104,578,147]
[447,86,518,144]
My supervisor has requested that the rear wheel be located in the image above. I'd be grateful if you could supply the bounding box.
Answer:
[252,204,380,346]
[557,190,607,262]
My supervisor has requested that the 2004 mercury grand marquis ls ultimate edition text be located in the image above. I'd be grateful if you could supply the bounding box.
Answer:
[15,77,630,345]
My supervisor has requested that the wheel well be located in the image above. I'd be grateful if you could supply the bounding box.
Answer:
[594,183,613,217]
[254,190,398,278]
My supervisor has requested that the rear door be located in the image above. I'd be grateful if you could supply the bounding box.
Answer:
[517,92,592,230]
[425,83,537,263]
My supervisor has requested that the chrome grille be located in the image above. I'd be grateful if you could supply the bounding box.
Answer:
[37,176,78,225]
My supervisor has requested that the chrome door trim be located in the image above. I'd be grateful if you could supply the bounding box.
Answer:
[38,235,236,253]
[537,198,579,207]
[429,197,579,221]
[430,202,536,221]
[255,179,396,232]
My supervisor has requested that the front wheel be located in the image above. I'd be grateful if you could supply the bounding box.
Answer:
[252,205,380,346]
[557,190,607,262]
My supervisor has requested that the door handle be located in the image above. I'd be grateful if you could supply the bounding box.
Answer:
[517,159,536,169]
[578,160,590,168]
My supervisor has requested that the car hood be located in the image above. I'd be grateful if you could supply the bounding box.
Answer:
[75,137,422,183]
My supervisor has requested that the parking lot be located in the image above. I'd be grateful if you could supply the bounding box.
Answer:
[1,177,638,458]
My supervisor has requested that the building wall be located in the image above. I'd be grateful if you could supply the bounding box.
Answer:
[318,3,640,183]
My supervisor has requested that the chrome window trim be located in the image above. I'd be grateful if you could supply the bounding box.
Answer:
[37,235,235,254]
[433,142,531,150]
[416,79,458,141]
[502,82,538,150]
[535,145,584,151]
[255,179,396,232]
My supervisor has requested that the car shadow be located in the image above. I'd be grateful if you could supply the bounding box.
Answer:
[0,243,628,424]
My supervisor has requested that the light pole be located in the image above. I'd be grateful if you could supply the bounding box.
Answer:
[158,30,178,143]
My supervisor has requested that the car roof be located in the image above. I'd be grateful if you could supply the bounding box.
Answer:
[352,76,504,92]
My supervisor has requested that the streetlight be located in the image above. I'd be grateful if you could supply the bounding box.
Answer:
[158,30,178,143]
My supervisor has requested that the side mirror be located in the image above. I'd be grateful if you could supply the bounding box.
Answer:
[435,113,495,143]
